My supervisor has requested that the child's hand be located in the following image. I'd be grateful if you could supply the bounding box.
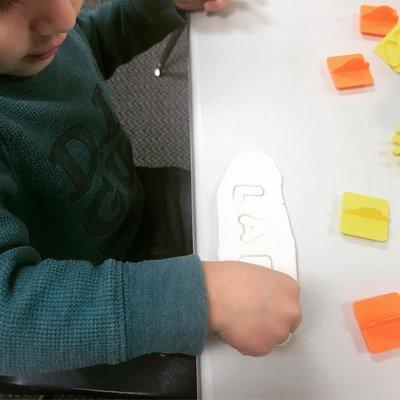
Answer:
[202,261,302,356]
[173,0,232,13]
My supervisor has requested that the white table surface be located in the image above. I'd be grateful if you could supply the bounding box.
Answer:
[189,1,400,398]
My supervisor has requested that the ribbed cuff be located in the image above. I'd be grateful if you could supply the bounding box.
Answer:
[123,254,208,359]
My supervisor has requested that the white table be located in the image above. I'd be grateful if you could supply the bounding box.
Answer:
[189,1,400,398]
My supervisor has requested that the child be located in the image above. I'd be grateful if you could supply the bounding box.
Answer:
[0,0,301,376]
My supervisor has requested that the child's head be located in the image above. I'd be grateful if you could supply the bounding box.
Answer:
[0,0,83,77]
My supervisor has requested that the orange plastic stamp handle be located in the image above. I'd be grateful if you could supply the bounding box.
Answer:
[353,293,400,353]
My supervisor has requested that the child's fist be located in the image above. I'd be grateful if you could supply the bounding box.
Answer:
[173,0,232,13]
[202,261,302,356]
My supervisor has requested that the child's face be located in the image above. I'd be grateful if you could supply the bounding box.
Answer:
[0,0,83,77]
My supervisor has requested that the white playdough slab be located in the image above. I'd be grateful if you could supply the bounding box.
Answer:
[217,152,297,280]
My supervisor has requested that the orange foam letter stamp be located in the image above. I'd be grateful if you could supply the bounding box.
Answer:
[353,293,400,353]
[360,5,399,37]
[327,54,374,90]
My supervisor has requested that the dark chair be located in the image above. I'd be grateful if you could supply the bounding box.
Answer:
[0,353,197,399]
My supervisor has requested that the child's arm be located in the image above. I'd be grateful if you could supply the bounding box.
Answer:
[0,158,301,375]
[76,0,186,80]
[0,161,207,375]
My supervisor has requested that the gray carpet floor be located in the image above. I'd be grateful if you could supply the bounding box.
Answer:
[87,0,191,170]
[0,1,190,398]
[109,30,190,170]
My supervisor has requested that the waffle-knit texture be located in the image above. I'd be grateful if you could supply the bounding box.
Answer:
[0,0,207,376]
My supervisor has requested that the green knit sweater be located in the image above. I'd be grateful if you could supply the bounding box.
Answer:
[0,0,207,375]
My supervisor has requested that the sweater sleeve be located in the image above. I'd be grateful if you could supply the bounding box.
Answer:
[75,0,187,80]
[0,162,207,376]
